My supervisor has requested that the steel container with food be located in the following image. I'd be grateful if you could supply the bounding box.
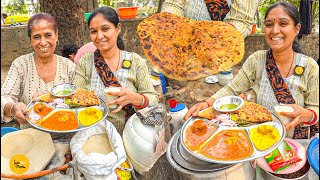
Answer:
[51,83,77,97]
[213,95,244,113]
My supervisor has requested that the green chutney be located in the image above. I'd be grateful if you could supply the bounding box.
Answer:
[56,89,73,96]
[219,104,238,110]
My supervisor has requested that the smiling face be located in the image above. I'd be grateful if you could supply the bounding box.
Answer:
[89,13,120,53]
[264,6,301,53]
[30,19,58,60]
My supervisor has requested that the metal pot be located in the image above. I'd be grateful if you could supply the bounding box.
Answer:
[258,161,310,180]
[166,130,256,180]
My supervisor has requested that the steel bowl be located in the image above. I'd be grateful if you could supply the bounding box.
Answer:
[213,96,244,113]
[51,83,77,98]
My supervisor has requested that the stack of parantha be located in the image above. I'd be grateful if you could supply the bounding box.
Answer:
[137,12,244,81]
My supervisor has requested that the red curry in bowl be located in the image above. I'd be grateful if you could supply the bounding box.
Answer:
[33,103,53,116]
[184,119,218,151]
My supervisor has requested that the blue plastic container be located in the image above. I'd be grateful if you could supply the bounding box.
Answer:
[160,73,167,94]
[307,137,319,175]
[1,127,19,137]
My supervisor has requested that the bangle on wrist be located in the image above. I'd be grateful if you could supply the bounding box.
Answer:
[303,109,318,125]
[135,94,149,109]
[9,103,17,117]
[202,100,210,108]
[140,94,145,106]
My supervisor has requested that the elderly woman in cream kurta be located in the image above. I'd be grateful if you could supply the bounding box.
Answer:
[73,7,158,133]
[1,13,75,128]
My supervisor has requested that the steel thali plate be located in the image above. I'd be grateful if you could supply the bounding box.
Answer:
[180,113,286,164]
[26,98,109,133]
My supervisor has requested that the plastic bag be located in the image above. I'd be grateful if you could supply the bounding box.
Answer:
[70,120,126,180]
[265,140,302,172]
[116,159,136,180]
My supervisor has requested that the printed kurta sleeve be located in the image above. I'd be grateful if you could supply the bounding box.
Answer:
[1,60,23,122]
[161,0,185,16]
[223,0,260,38]
[212,53,258,100]
[133,55,159,106]
[304,58,319,124]
[73,53,92,89]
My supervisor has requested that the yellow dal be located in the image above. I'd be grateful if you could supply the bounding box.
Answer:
[249,124,280,151]
[78,107,103,126]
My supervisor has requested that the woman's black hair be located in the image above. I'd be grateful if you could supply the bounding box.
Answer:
[265,2,303,53]
[62,44,79,58]
[88,6,125,50]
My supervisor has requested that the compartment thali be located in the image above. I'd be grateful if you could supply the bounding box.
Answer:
[26,94,109,133]
[181,111,286,164]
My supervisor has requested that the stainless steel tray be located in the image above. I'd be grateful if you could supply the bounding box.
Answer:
[26,98,109,133]
[180,113,286,164]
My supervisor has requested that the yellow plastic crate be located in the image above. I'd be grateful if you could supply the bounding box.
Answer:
[5,15,30,24]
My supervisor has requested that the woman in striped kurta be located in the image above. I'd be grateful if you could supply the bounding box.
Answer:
[184,2,319,139]
[161,0,260,38]
[73,7,158,134]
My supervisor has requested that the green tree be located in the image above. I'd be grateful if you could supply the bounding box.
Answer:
[30,0,40,13]
[259,0,300,21]
[5,0,29,15]
[98,0,115,7]
[259,0,318,23]
[258,0,319,31]
[39,0,86,54]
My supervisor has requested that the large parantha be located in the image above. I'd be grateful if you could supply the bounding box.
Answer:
[137,12,244,81]
[65,88,100,106]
